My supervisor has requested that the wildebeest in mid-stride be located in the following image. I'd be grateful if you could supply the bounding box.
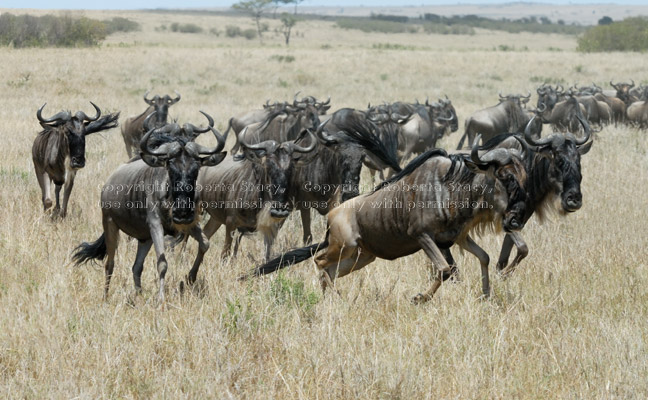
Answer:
[120,91,181,158]
[73,112,227,303]
[246,136,530,302]
[32,102,119,218]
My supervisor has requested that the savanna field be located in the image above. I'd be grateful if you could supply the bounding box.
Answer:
[0,8,647,398]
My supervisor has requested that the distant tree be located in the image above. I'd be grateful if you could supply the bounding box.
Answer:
[598,16,613,25]
[232,0,273,43]
[280,13,296,45]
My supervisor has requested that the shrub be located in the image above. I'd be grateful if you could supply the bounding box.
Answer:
[336,18,411,34]
[0,13,107,48]
[103,17,140,34]
[577,17,648,52]
[225,25,241,37]
[242,28,257,40]
[424,23,475,35]
[170,22,202,33]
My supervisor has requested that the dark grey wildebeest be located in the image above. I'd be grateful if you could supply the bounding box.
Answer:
[247,136,529,301]
[290,117,403,243]
[32,102,119,218]
[73,112,227,302]
[488,115,592,275]
[457,93,535,149]
[191,129,318,268]
[120,91,181,158]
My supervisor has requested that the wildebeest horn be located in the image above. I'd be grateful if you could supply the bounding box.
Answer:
[471,134,515,166]
[537,87,546,95]
[293,91,301,104]
[171,90,181,104]
[186,113,228,156]
[524,116,553,147]
[140,125,182,157]
[574,113,591,146]
[238,127,279,153]
[37,103,72,124]
[610,80,618,89]
[630,79,635,88]
[321,96,331,106]
[143,91,155,105]
[391,112,410,122]
[184,110,214,134]
[75,102,101,122]
[290,129,317,153]
[522,91,531,99]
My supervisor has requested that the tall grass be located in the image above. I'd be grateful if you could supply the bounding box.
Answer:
[0,8,647,399]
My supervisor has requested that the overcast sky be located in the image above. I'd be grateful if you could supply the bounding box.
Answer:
[2,0,647,10]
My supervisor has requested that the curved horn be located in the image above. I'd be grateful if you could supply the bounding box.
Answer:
[293,91,301,105]
[238,128,279,153]
[140,126,182,157]
[143,90,154,105]
[471,134,486,165]
[524,116,553,146]
[291,129,317,153]
[76,102,101,122]
[170,90,181,104]
[556,84,564,93]
[184,110,215,134]
[536,102,547,114]
[37,103,71,124]
[391,112,410,122]
[522,91,531,99]
[321,96,331,106]
[574,113,591,146]
[610,80,618,89]
[425,97,429,106]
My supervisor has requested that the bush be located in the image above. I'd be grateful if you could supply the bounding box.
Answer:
[242,28,257,40]
[103,17,140,34]
[424,23,475,35]
[0,13,107,47]
[336,18,411,34]
[170,22,203,33]
[225,25,241,37]
[577,17,648,52]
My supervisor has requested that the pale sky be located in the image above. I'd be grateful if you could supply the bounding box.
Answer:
[1,0,646,10]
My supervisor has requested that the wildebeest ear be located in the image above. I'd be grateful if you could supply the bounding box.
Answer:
[141,154,166,168]
[201,152,227,167]
[464,159,491,174]
[578,140,593,155]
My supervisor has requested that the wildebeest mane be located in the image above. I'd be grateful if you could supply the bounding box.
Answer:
[372,148,448,192]
[335,117,402,172]
[372,121,400,166]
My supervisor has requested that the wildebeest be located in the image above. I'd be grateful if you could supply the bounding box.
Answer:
[536,84,564,111]
[610,80,637,106]
[291,116,403,243]
[626,101,648,128]
[457,93,534,149]
[73,112,228,302]
[539,95,589,133]
[32,102,119,218]
[494,115,593,275]
[120,91,181,158]
[191,128,318,268]
[246,136,530,301]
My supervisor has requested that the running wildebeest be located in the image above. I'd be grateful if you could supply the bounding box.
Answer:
[32,102,119,218]
[492,114,593,275]
[246,136,530,302]
[120,91,181,158]
[73,112,228,302]
[191,128,318,268]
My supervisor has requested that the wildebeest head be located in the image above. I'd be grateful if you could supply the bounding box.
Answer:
[237,127,317,219]
[143,90,181,128]
[37,102,105,170]
[437,96,459,133]
[525,114,593,213]
[500,92,531,107]
[466,135,529,232]
[140,111,227,225]
[293,92,331,115]
[610,80,635,105]
[536,84,564,111]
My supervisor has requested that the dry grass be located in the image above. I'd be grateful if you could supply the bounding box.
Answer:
[0,8,647,399]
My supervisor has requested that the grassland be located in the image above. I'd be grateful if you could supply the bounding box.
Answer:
[0,8,647,399]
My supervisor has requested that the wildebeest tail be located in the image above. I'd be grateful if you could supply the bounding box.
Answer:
[456,130,468,150]
[238,239,329,280]
[72,233,107,265]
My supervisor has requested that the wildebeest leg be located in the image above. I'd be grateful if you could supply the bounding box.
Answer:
[149,218,168,305]
[34,166,52,210]
[498,232,528,278]
[412,232,452,304]
[221,224,235,259]
[496,234,515,272]
[315,241,365,292]
[59,171,76,218]
[459,235,491,298]
[300,208,313,244]
[103,216,120,301]
[132,239,152,294]
[320,250,375,292]
[441,248,459,282]
[185,225,210,285]
[54,184,62,214]
[232,232,245,259]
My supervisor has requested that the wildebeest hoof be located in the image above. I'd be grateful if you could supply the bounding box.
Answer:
[179,281,185,295]
[411,293,431,305]
[44,199,52,210]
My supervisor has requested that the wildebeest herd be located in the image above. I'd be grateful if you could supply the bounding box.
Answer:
[30,81,639,305]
